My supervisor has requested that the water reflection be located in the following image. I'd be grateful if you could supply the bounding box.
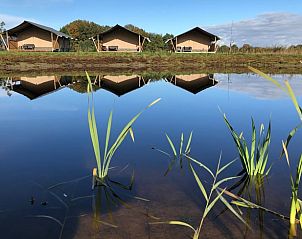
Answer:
[0,73,218,99]
[168,74,217,94]
[1,76,73,100]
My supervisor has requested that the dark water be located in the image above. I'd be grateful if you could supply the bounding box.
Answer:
[0,73,302,239]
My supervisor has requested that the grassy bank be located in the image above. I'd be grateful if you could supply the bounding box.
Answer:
[0,51,302,74]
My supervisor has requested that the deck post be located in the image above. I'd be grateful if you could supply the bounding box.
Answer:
[175,37,178,53]
[138,35,141,52]
[6,31,9,51]
[51,32,54,52]
[97,35,100,52]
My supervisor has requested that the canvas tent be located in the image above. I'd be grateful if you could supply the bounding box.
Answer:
[90,25,150,52]
[166,27,220,53]
[1,21,72,52]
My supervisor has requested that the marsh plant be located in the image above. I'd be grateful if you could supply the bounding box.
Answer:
[86,72,160,185]
[223,114,272,177]
[249,67,302,236]
[151,155,248,239]
[152,132,193,175]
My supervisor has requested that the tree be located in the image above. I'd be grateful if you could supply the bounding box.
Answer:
[217,45,230,53]
[0,21,6,50]
[60,20,110,52]
[240,43,252,53]
[0,21,5,33]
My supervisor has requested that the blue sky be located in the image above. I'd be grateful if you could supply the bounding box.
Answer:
[1,0,302,46]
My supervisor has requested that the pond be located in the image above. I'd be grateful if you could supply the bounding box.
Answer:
[0,72,302,239]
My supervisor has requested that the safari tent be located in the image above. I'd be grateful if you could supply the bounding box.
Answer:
[90,25,150,52]
[166,27,220,53]
[0,21,72,52]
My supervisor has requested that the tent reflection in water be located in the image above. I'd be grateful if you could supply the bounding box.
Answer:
[93,75,145,96]
[167,74,218,94]
[10,76,73,100]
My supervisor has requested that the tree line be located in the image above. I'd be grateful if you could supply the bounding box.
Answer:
[1,19,302,54]
[60,20,174,52]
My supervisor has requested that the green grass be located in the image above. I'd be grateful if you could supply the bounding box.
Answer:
[86,72,160,182]
[223,114,272,177]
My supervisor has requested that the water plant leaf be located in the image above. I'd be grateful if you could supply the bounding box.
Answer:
[282,141,291,167]
[147,98,161,108]
[284,80,302,121]
[185,131,193,154]
[213,176,239,191]
[150,221,196,232]
[103,110,113,173]
[190,164,208,202]
[280,124,302,159]
[248,66,283,89]
[166,134,177,157]
[180,133,184,156]
[203,188,225,218]
[186,155,215,178]
[129,127,135,142]
[217,158,237,175]
[218,194,250,228]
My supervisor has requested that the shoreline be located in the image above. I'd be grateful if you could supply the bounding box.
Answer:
[0,52,302,75]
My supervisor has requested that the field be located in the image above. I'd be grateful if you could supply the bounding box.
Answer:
[1,51,302,75]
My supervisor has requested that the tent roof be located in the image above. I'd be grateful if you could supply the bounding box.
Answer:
[166,27,220,43]
[91,24,150,42]
[7,21,73,39]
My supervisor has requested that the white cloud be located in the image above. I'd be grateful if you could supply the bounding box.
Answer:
[0,13,37,29]
[206,13,302,47]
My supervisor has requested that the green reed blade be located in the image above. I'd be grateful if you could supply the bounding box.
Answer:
[285,80,302,121]
[248,66,283,89]
[281,124,302,159]
[185,131,193,154]
[213,176,240,191]
[150,221,196,232]
[103,110,113,173]
[186,155,215,178]
[166,134,177,157]
[129,127,135,142]
[217,158,237,175]
[219,194,250,228]
[250,118,256,173]
[179,133,184,156]
[190,163,208,202]
[203,188,225,218]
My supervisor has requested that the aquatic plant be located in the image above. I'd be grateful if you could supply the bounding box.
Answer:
[223,114,272,177]
[152,132,193,175]
[249,66,302,236]
[86,72,160,183]
[151,155,248,238]
[282,143,302,236]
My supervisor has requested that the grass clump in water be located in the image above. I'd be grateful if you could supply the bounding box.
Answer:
[86,71,160,185]
[223,114,272,177]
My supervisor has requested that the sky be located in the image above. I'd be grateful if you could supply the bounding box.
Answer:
[0,0,302,47]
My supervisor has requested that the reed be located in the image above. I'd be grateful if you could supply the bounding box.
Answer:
[223,114,272,176]
[151,155,248,238]
[281,143,302,236]
[86,71,160,182]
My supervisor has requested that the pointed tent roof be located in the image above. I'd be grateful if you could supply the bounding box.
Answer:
[7,21,73,39]
[169,74,218,94]
[166,27,220,43]
[91,24,150,42]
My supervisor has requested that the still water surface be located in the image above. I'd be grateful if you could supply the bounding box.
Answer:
[0,73,302,239]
